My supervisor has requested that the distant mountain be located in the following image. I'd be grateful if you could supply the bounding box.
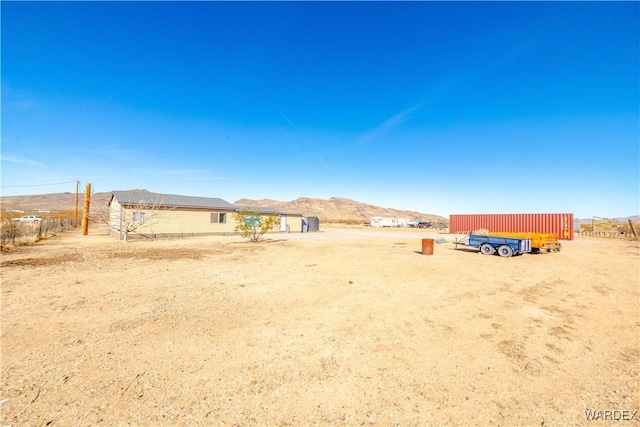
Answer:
[234,196,447,223]
[0,191,445,223]
[0,192,112,214]
[575,215,640,224]
[3,191,637,225]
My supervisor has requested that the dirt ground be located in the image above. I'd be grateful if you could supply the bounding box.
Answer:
[1,226,638,426]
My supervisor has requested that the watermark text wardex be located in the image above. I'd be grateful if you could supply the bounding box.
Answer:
[585,410,638,421]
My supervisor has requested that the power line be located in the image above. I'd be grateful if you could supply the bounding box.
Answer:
[1,180,78,188]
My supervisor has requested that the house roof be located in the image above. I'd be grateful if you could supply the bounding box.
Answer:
[110,190,236,210]
[111,190,303,216]
[233,205,279,214]
[231,205,303,216]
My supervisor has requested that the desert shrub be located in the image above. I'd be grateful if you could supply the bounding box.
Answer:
[233,209,280,242]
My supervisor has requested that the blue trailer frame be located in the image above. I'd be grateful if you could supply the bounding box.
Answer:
[454,233,532,257]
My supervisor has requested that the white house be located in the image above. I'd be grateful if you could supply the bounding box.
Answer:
[108,190,304,240]
[370,216,411,228]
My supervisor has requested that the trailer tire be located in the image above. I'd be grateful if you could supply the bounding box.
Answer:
[497,245,513,257]
[480,243,495,255]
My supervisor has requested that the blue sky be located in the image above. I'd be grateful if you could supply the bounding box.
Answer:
[2,1,638,218]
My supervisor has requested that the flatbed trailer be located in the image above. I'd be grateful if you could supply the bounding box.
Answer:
[483,232,561,253]
[454,233,532,257]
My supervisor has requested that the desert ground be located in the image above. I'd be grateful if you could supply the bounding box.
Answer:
[1,226,638,426]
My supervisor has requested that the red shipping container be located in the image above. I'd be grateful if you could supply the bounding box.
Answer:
[449,213,574,240]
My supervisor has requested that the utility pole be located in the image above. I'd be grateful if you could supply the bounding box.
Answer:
[629,219,638,239]
[75,180,79,228]
[82,183,91,235]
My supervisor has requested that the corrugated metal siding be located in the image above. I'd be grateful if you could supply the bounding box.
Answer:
[449,213,574,240]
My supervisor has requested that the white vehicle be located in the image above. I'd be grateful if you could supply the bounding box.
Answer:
[13,215,43,223]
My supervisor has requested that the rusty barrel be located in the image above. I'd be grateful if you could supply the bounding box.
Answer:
[421,238,434,255]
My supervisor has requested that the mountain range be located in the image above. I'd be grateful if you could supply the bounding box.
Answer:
[0,191,446,223]
[234,197,446,223]
[2,191,637,224]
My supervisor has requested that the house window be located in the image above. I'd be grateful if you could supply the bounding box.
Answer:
[133,211,146,223]
[244,215,259,227]
[210,212,227,224]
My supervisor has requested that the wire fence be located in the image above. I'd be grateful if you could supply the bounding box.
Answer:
[1,217,76,248]
[575,230,637,239]
[451,230,637,240]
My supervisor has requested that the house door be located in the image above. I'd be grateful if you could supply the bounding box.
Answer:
[280,215,287,232]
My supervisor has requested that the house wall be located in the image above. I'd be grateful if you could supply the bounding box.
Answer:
[108,199,122,236]
[110,205,237,239]
[281,214,303,233]
[108,201,304,239]
[235,211,303,233]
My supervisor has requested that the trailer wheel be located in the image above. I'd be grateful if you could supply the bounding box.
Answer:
[497,245,513,257]
[480,243,495,255]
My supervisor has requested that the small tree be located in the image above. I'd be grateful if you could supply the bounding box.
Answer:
[234,208,280,242]
[108,198,166,242]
